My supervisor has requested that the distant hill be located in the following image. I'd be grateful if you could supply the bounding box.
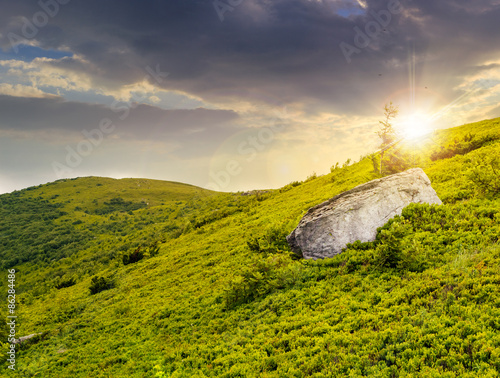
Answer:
[17,176,214,209]
[0,177,214,269]
[1,117,500,376]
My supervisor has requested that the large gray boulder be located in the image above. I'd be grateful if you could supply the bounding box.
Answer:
[287,168,442,260]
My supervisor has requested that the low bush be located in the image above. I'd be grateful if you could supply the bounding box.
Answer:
[224,255,301,309]
[468,152,500,196]
[93,197,147,215]
[279,181,302,193]
[55,277,76,289]
[89,276,114,295]
[430,133,499,161]
[122,247,144,265]
[246,224,291,255]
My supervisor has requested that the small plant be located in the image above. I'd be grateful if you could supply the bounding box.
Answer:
[123,247,144,265]
[224,254,304,309]
[247,237,262,253]
[370,154,381,175]
[148,241,160,257]
[89,276,113,295]
[373,218,412,269]
[263,225,290,253]
[279,181,302,193]
[246,224,290,255]
[430,133,499,161]
[330,162,340,172]
[305,172,317,182]
[468,153,500,196]
[55,277,76,289]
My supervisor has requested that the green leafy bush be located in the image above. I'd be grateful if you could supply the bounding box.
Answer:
[122,247,144,265]
[373,219,413,269]
[305,172,318,182]
[468,152,500,196]
[224,255,301,309]
[330,162,340,172]
[89,276,114,295]
[246,223,291,255]
[148,241,160,257]
[381,147,414,175]
[279,181,302,193]
[55,277,76,289]
[93,197,147,215]
[246,237,262,253]
[430,133,499,161]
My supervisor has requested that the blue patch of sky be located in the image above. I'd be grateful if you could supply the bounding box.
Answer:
[54,89,117,106]
[0,43,211,110]
[475,78,500,90]
[327,0,366,18]
[337,6,365,18]
[0,44,72,62]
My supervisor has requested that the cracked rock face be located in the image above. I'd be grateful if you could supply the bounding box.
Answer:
[286,168,442,260]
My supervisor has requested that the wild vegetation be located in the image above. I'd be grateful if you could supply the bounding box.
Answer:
[0,117,500,376]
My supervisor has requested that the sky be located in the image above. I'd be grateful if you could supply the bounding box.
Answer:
[1,0,500,194]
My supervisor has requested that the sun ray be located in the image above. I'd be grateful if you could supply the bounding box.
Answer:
[429,84,485,124]
[408,43,416,111]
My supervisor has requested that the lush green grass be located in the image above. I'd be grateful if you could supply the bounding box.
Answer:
[21,176,215,210]
[1,117,500,376]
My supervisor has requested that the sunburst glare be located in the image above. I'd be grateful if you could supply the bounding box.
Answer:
[396,112,433,140]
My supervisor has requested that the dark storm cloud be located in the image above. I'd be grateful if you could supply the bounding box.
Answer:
[1,0,500,115]
[0,94,239,141]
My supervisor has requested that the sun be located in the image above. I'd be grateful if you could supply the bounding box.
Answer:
[397,112,433,140]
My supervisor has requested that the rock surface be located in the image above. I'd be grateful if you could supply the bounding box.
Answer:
[13,333,41,344]
[287,168,442,260]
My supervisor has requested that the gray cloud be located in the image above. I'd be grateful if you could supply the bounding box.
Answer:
[1,0,500,193]
[0,94,236,130]
[0,94,239,159]
[0,0,498,116]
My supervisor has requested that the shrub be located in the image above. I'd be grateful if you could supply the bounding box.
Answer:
[305,172,318,182]
[279,181,302,193]
[468,153,500,196]
[89,276,113,295]
[381,147,413,175]
[373,219,413,269]
[246,224,291,255]
[93,197,147,215]
[342,158,352,168]
[263,225,290,253]
[247,237,262,253]
[330,162,340,172]
[148,241,160,257]
[370,154,380,175]
[430,133,499,161]
[123,247,144,265]
[224,256,298,309]
[55,277,76,289]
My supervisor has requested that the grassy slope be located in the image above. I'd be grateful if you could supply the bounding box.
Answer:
[24,176,214,210]
[1,118,500,377]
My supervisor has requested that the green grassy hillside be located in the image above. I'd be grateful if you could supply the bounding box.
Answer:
[0,177,214,269]
[1,118,500,377]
